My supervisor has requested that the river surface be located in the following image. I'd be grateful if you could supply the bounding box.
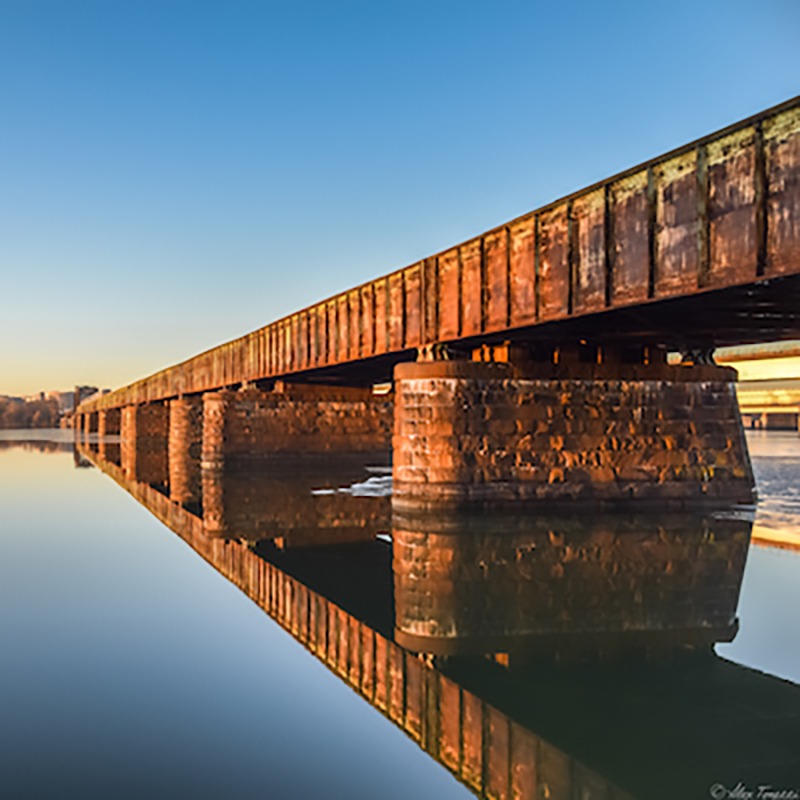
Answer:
[0,429,798,799]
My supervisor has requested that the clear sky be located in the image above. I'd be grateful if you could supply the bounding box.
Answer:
[1,0,798,397]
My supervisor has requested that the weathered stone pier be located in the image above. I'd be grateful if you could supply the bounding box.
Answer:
[393,353,754,505]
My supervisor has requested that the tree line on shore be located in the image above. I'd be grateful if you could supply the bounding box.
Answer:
[0,397,61,429]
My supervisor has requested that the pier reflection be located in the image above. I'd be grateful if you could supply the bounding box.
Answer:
[77,441,800,800]
[200,459,390,547]
[393,508,749,658]
[0,438,74,455]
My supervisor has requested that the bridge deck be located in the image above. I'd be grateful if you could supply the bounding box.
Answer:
[84,97,800,411]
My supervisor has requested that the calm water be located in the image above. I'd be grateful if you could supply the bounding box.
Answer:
[1,429,798,799]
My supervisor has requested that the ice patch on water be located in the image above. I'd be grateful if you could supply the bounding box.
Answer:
[339,475,393,497]
[311,474,393,498]
[712,506,757,522]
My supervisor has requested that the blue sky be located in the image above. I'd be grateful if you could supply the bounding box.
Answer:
[1,0,798,396]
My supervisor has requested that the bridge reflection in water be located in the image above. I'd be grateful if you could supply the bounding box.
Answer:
[76,438,799,800]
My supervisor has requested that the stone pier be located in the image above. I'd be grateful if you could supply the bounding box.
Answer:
[201,383,392,469]
[121,403,169,486]
[97,408,121,438]
[168,396,204,507]
[82,411,98,436]
[393,356,755,507]
[97,408,122,463]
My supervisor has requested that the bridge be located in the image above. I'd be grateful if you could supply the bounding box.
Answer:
[75,96,800,506]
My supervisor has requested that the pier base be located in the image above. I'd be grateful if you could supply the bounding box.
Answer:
[121,403,169,486]
[393,360,755,507]
[201,383,392,469]
[82,412,98,436]
[97,408,121,438]
[97,408,121,463]
[168,396,203,507]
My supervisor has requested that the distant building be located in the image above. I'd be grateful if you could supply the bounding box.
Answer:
[74,386,99,408]
[45,391,76,413]
[717,341,800,432]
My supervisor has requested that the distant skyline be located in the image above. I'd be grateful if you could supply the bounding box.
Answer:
[2,0,799,396]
